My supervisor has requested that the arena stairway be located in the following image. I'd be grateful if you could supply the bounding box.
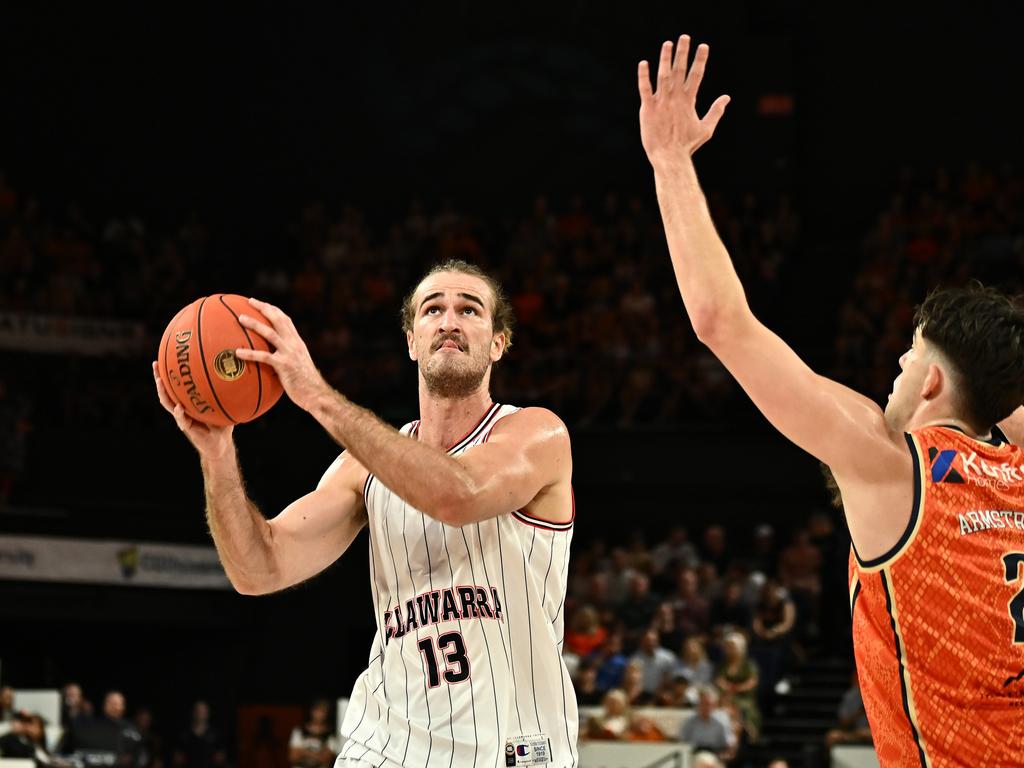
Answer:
[740,656,854,768]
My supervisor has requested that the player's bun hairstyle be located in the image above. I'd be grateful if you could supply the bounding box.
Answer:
[914,283,1024,431]
[400,259,515,352]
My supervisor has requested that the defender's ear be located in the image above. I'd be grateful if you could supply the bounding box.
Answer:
[920,362,944,401]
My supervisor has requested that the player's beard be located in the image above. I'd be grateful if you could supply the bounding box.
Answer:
[421,336,490,399]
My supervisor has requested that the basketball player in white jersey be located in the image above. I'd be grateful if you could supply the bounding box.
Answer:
[152,259,578,768]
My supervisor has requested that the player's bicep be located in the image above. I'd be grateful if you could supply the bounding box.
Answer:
[710,314,901,477]
[265,453,368,590]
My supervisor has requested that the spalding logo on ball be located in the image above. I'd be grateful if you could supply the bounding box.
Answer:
[157,294,284,426]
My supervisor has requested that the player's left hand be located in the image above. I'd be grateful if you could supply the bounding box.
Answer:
[638,35,731,165]
[235,297,330,413]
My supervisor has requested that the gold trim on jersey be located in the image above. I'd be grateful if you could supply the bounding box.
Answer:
[857,433,928,574]
[884,565,932,768]
[849,573,860,616]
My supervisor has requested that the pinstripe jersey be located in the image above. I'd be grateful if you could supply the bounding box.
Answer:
[336,403,579,768]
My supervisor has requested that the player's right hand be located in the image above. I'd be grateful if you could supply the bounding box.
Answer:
[152,361,234,459]
[638,35,730,165]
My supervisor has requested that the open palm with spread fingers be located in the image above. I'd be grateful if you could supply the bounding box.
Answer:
[638,35,730,163]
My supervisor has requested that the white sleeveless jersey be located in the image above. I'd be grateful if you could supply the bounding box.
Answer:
[335,403,578,768]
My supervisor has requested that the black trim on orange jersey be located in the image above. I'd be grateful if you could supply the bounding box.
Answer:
[938,423,1006,447]
[881,571,928,768]
[850,581,861,618]
[447,403,501,454]
[853,433,922,569]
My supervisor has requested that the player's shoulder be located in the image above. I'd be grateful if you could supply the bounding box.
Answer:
[491,406,571,444]
[316,449,370,492]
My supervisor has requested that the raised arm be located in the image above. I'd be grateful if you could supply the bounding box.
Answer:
[637,37,908,484]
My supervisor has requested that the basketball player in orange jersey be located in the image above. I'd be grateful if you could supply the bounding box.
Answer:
[152,261,579,767]
[639,35,1024,767]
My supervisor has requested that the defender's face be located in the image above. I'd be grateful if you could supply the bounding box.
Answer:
[407,272,505,397]
[884,328,930,431]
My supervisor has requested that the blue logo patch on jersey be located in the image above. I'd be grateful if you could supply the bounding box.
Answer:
[929,448,964,484]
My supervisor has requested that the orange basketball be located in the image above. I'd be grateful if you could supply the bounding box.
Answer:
[157,294,283,426]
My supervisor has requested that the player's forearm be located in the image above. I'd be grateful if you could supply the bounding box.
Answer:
[651,156,751,342]
[201,451,280,594]
[307,386,476,524]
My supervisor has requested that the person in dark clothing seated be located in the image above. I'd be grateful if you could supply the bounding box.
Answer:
[62,691,141,766]
[173,701,226,768]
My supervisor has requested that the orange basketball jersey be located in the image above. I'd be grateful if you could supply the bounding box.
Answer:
[849,425,1024,767]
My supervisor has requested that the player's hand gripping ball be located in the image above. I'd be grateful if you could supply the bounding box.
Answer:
[157,294,284,426]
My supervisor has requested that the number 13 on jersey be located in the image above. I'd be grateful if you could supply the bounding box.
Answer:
[418,631,470,687]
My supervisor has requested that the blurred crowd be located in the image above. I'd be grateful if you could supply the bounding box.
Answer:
[562,512,849,764]
[833,164,1024,401]
[0,684,338,768]
[0,167,797,442]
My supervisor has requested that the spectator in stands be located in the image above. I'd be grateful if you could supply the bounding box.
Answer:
[714,632,761,743]
[0,686,14,722]
[564,606,608,658]
[593,631,629,692]
[747,524,777,576]
[133,707,163,768]
[62,691,140,766]
[679,687,737,764]
[700,526,731,575]
[630,630,677,698]
[676,637,714,687]
[651,600,683,653]
[584,689,631,740]
[604,548,637,606]
[668,568,710,640]
[767,760,790,768]
[656,670,695,708]
[692,752,724,768]
[778,528,822,641]
[751,580,797,699]
[824,672,872,750]
[709,580,752,639]
[617,574,661,649]
[288,698,339,768]
[172,701,225,767]
[0,711,35,760]
[620,659,657,707]
[574,660,604,706]
[59,683,91,727]
[651,526,699,576]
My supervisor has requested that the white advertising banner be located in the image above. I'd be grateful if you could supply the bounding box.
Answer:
[0,534,230,589]
[0,311,147,355]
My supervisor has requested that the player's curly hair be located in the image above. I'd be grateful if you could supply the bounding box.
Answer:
[914,282,1024,431]
[400,259,515,352]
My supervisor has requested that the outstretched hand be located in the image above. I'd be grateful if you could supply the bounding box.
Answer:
[234,297,330,413]
[638,35,730,164]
